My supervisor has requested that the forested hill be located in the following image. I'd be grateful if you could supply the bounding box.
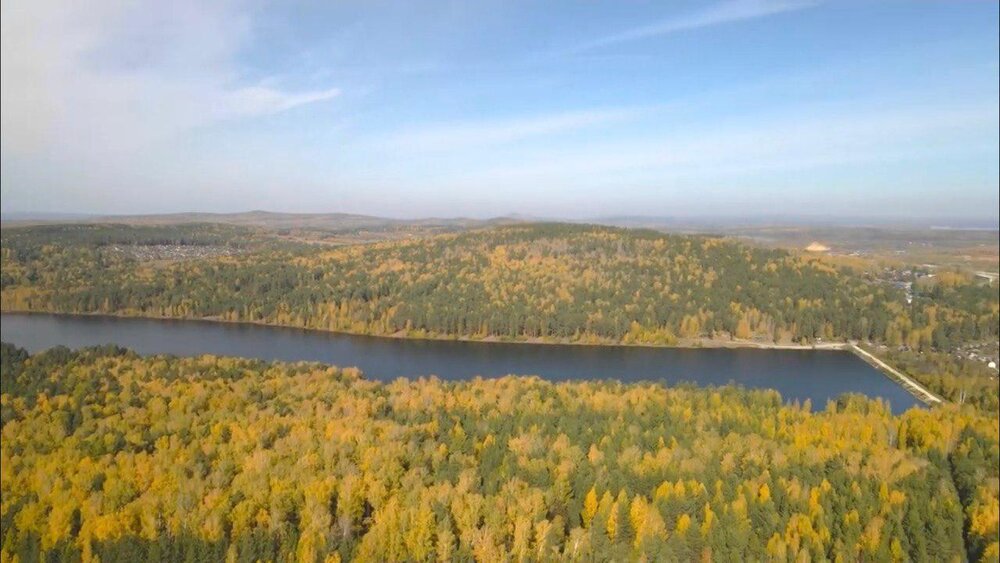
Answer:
[2,223,996,351]
[1,344,997,561]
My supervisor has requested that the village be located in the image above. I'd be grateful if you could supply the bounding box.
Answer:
[109,244,244,262]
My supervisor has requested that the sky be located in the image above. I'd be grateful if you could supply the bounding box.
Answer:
[1,0,998,220]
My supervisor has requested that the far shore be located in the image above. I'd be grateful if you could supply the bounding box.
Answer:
[0,308,850,351]
[5,308,940,406]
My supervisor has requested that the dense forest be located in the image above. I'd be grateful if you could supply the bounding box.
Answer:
[3,222,997,408]
[1,344,997,562]
[874,348,1000,413]
[2,224,996,350]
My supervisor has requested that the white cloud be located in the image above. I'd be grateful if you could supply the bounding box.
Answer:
[223,86,342,118]
[0,0,339,161]
[566,0,818,54]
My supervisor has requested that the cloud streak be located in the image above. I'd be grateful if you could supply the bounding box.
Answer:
[0,0,340,159]
[565,0,818,55]
[382,107,644,151]
[433,103,998,184]
[223,86,342,118]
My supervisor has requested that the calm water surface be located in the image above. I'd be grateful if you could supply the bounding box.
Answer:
[0,313,920,413]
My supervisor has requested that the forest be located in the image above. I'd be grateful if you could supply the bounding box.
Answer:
[2,223,996,348]
[2,222,997,408]
[874,348,999,413]
[1,344,998,562]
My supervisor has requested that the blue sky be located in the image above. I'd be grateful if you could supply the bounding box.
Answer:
[2,0,998,220]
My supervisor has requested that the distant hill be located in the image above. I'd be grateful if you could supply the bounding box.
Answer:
[6,209,995,232]
[2,210,521,233]
[7,221,995,350]
[593,214,1000,231]
[0,212,98,223]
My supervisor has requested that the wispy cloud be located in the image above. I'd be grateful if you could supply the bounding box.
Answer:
[565,0,818,55]
[382,107,644,151]
[0,0,340,159]
[223,86,341,118]
[438,103,998,184]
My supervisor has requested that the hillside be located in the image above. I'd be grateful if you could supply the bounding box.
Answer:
[2,222,998,407]
[1,344,997,561]
[0,210,517,235]
[3,223,996,345]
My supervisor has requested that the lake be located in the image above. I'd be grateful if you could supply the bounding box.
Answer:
[0,313,921,413]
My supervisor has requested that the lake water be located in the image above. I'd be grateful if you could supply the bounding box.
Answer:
[0,313,920,413]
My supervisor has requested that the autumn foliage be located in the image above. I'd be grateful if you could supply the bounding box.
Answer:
[2,344,997,562]
[3,224,996,350]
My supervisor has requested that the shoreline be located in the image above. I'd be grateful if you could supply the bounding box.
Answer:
[2,309,939,408]
[850,344,944,405]
[0,308,850,352]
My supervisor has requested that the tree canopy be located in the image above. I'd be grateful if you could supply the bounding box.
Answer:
[5,222,997,409]
[3,224,995,349]
[1,344,997,562]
